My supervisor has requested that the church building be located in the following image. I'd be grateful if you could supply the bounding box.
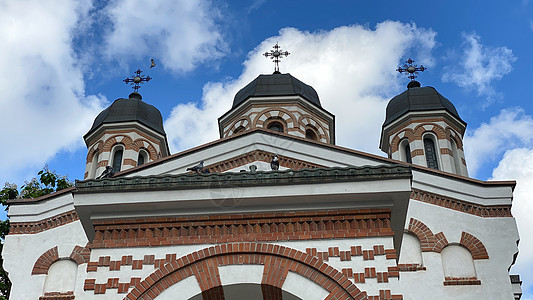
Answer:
[3,52,523,299]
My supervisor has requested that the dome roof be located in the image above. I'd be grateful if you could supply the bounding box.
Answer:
[383,84,465,127]
[232,73,321,108]
[85,92,165,138]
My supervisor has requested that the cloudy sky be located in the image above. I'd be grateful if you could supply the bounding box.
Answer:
[1,0,533,297]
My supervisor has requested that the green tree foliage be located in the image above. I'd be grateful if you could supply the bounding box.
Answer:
[0,167,73,299]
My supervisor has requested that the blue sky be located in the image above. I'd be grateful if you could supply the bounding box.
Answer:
[1,0,532,297]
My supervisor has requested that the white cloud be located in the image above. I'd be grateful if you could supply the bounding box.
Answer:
[464,108,533,177]
[491,148,533,297]
[165,21,437,154]
[0,0,107,184]
[442,32,516,104]
[103,0,227,73]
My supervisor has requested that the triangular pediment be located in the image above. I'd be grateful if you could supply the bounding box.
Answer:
[117,129,396,178]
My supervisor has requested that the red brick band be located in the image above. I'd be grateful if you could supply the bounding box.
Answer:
[411,189,512,218]
[10,210,79,235]
[90,209,393,249]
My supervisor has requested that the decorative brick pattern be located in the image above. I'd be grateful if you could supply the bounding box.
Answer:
[123,243,367,300]
[69,245,91,265]
[90,209,393,248]
[443,277,481,286]
[39,291,75,300]
[32,247,59,275]
[10,210,79,235]
[397,264,426,272]
[305,245,395,264]
[408,218,448,253]
[460,232,489,259]
[204,149,325,173]
[411,189,512,218]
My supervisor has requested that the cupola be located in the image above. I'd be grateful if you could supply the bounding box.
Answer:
[83,92,170,179]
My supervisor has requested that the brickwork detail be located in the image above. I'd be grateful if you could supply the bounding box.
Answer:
[411,189,512,217]
[204,149,324,173]
[397,264,426,272]
[32,247,59,275]
[90,209,393,248]
[39,291,75,300]
[10,210,79,235]
[408,218,448,253]
[460,232,489,259]
[69,245,91,265]
[305,245,396,264]
[122,243,368,300]
[443,277,481,286]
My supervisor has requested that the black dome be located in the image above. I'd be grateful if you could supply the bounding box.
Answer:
[383,86,465,127]
[85,93,165,138]
[232,73,321,108]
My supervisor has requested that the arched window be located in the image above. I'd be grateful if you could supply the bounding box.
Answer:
[89,151,99,179]
[423,135,439,170]
[234,126,245,134]
[450,138,462,174]
[43,259,77,294]
[305,128,318,140]
[137,149,148,166]
[399,233,423,265]
[267,121,284,132]
[441,245,476,279]
[111,145,124,173]
[400,139,412,163]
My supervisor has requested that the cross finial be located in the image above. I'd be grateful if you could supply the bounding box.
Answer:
[264,42,290,74]
[396,58,426,81]
[123,69,151,93]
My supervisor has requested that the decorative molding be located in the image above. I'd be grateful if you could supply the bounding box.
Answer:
[460,232,489,259]
[90,209,394,248]
[411,189,512,217]
[32,247,59,275]
[408,218,448,253]
[39,291,75,300]
[10,210,79,235]
[443,277,481,286]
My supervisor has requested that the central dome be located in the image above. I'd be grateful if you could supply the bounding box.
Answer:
[232,73,321,109]
[85,92,165,138]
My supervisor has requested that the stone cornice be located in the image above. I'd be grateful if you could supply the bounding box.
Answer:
[74,165,412,194]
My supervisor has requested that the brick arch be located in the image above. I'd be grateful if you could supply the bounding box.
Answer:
[224,116,253,137]
[460,232,489,259]
[124,242,365,300]
[86,141,103,164]
[253,108,297,128]
[408,218,448,253]
[32,245,91,275]
[298,114,329,142]
[132,139,158,161]
[445,127,464,150]
[102,135,134,152]
[413,123,447,140]
[390,129,415,153]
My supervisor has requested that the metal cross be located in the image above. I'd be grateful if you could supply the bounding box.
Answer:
[396,58,426,81]
[264,42,290,74]
[123,69,151,93]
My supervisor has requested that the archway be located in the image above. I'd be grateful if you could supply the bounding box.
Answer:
[125,242,365,300]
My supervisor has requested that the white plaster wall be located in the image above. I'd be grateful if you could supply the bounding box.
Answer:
[3,221,88,300]
[44,260,78,293]
[399,200,519,299]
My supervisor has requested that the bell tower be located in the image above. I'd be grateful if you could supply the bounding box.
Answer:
[83,69,169,179]
[380,59,468,176]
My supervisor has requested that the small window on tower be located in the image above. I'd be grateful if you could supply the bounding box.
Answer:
[305,128,318,140]
[234,126,245,134]
[111,146,124,173]
[267,121,284,132]
[137,149,148,166]
[424,136,439,170]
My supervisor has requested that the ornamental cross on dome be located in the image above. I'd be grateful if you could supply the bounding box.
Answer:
[123,69,151,93]
[264,42,290,74]
[396,58,426,81]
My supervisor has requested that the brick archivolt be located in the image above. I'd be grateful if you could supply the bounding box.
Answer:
[31,245,91,275]
[407,218,489,259]
[123,242,366,300]
[253,107,297,128]
[225,116,253,136]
